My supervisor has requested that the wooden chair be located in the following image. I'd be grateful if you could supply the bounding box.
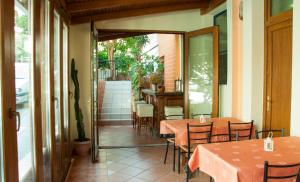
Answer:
[163,106,183,172]
[256,128,285,139]
[264,161,300,182]
[191,113,211,119]
[179,123,213,181]
[228,120,254,141]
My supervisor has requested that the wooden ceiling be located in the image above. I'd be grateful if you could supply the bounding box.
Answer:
[63,0,225,24]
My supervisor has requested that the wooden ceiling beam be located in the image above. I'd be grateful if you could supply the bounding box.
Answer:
[67,0,208,13]
[71,2,204,24]
[200,0,226,14]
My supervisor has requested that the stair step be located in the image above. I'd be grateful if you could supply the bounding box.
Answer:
[101,107,131,113]
[99,113,132,120]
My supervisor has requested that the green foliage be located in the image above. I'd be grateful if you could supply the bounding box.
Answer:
[98,35,163,98]
[71,59,86,141]
[15,14,30,62]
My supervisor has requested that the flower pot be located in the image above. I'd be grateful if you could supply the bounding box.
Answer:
[151,84,157,91]
[157,85,165,93]
[74,139,90,156]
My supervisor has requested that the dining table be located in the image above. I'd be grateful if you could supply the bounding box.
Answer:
[160,117,251,146]
[188,136,300,182]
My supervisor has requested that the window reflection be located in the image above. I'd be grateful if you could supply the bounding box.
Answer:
[188,34,214,118]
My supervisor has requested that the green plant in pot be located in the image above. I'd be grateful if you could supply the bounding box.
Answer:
[149,72,162,91]
[71,59,90,156]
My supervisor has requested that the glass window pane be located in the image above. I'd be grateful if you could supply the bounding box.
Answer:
[54,10,62,180]
[41,0,51,181]
[63,23,69,168]
[15,0,35,181]
[271,0,293,16]
[188,33,214,118]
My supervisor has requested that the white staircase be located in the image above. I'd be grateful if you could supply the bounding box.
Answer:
[99,81,132,125]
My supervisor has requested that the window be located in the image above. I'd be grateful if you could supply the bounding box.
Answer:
[271,0,293,16]
[41,0,51,181]
[63,23,70,168]
[15,0,36,181]
[54,10,62,180]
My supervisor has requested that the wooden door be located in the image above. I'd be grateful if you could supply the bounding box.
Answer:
[264,19,292,136]
[184,26,219,119]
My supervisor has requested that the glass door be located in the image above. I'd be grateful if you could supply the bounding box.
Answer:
[184,27,219,118]
[62,22,70,171]
[91,23,99,162]
[53,10,62,181]
[41,0,51,181]
[15,0,36,181]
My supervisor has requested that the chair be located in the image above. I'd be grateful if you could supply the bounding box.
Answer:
[228,120,254,141]
[256,128,285,139]
[136,104,153,135]
[132,100,146,128]
[264,161,300,182]
[191,113,211,119]
[179,123,213,181]
[163,106,183,172]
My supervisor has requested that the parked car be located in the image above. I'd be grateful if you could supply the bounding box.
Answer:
[16,77,29,104]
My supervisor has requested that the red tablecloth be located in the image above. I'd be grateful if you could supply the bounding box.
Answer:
[160,117,245,146]
[189,137,300,182]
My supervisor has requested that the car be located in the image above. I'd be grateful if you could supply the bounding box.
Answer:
[16,77,29,104]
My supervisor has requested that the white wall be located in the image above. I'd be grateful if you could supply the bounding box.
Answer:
[241,0,264,130]
[69,23,91,141]
[291,0,300,136]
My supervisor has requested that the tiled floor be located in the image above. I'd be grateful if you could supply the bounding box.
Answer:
[99,126,165,147]
[67,146,210,182]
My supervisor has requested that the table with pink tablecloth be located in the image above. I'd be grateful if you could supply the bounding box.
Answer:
[188,137,300,182]
[160,117,243,146]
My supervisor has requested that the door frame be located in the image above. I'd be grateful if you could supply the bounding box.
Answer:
[263,0,293,133]
[0,0,19,181]
[183,26,219,119]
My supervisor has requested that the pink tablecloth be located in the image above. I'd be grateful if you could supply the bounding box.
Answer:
[160,117,243,146]
[189,137,300,182]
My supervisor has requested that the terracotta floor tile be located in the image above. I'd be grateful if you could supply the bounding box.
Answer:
[67,125,211,182]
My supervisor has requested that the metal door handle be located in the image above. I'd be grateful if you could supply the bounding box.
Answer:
[9,108,21,131]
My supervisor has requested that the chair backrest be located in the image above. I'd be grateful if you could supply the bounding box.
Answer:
[228,120,254,141]
[165,106,183,120]
[191,113,211,119]
[264,161,300,182]
[187,123,213,158]
[255,128,285,139]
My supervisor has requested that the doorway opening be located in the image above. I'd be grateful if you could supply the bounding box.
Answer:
[95,30,184,148]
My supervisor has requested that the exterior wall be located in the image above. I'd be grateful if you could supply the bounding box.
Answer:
[69,23,91,141]
[157,34,181,92]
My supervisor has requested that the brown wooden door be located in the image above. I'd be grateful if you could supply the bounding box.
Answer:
[265,19,292,136]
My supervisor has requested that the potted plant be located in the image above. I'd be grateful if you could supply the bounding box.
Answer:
[149,72,162,91]
[71,59,90,156]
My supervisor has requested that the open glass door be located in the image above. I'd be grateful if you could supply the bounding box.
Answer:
[53,9,62,181]
[15,0,36,181]
[184,27,219,118]
[41,0,52,181]
[62,22,71,173]
[91,22,99,162]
